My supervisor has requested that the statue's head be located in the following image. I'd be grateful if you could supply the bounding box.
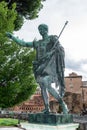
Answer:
[38,24,48,35]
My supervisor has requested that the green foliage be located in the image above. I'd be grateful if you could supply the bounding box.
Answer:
[0,118,18,126]
[3,0,45,19]
[0,1,17,43]
[0,2,37,108]
[1,0,46,30]
[0,41,37,108]
[14,14,24,31]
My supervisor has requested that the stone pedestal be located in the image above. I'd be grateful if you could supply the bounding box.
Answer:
[20,113,79,130]
[28,113,73,125]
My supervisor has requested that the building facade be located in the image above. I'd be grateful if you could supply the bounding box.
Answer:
[64,72,83,113]
[65,72,82,94]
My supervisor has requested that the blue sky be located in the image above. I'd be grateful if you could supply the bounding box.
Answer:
[15,0,87,80]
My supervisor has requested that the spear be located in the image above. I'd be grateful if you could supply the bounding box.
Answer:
[58,21,68,39]
[52,21,68,50]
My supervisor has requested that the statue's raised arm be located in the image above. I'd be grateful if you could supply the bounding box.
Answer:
[6,32,33,47]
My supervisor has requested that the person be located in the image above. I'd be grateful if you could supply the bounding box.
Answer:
[6,24,68,114]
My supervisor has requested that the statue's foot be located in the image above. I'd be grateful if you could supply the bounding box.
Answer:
[42,109,51,114]
[62,102,69,114]
[59,100,69,114]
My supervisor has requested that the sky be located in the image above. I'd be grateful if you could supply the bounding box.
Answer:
[15,0,87,80]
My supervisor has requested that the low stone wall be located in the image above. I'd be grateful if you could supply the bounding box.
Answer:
[0,113,28,120]
[73,115,87,130]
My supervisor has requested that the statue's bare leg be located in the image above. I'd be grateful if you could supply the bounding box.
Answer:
[43,76,69,114]
[48,85,68,114]
[38,77,50,113]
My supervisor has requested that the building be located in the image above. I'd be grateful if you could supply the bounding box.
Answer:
[12,88,44,113]
[12,72,87,114]
[12,88,59,113]
[65,72,82,94]
[81,81,87,107]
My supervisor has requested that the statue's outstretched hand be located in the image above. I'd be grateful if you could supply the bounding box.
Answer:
[6,32,13,39]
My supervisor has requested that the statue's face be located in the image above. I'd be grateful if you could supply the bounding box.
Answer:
[38,24,48,36]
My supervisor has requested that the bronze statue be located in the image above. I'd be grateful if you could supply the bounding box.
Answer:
[6,23,68,114]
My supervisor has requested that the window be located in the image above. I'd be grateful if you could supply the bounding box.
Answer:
[69,83,73,88]
[70,78,72,81]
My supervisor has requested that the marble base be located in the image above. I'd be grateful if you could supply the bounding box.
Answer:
[21,122,79,130]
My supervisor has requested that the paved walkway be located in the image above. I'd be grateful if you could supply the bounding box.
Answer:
[0,127,22,130]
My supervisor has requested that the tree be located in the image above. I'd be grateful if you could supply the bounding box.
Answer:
[0,2,17,43]
[0,2,37,108]
[1,0,46,30]
[0,44,37,108]
[7,0,45,19]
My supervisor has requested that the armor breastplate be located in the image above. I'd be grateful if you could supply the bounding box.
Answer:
[36,38,50,60]
[37,44,46,59]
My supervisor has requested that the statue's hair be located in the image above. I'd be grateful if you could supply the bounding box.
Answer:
[38,24,48,31]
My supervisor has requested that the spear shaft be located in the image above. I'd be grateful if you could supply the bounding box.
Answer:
[58,21,68,39]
